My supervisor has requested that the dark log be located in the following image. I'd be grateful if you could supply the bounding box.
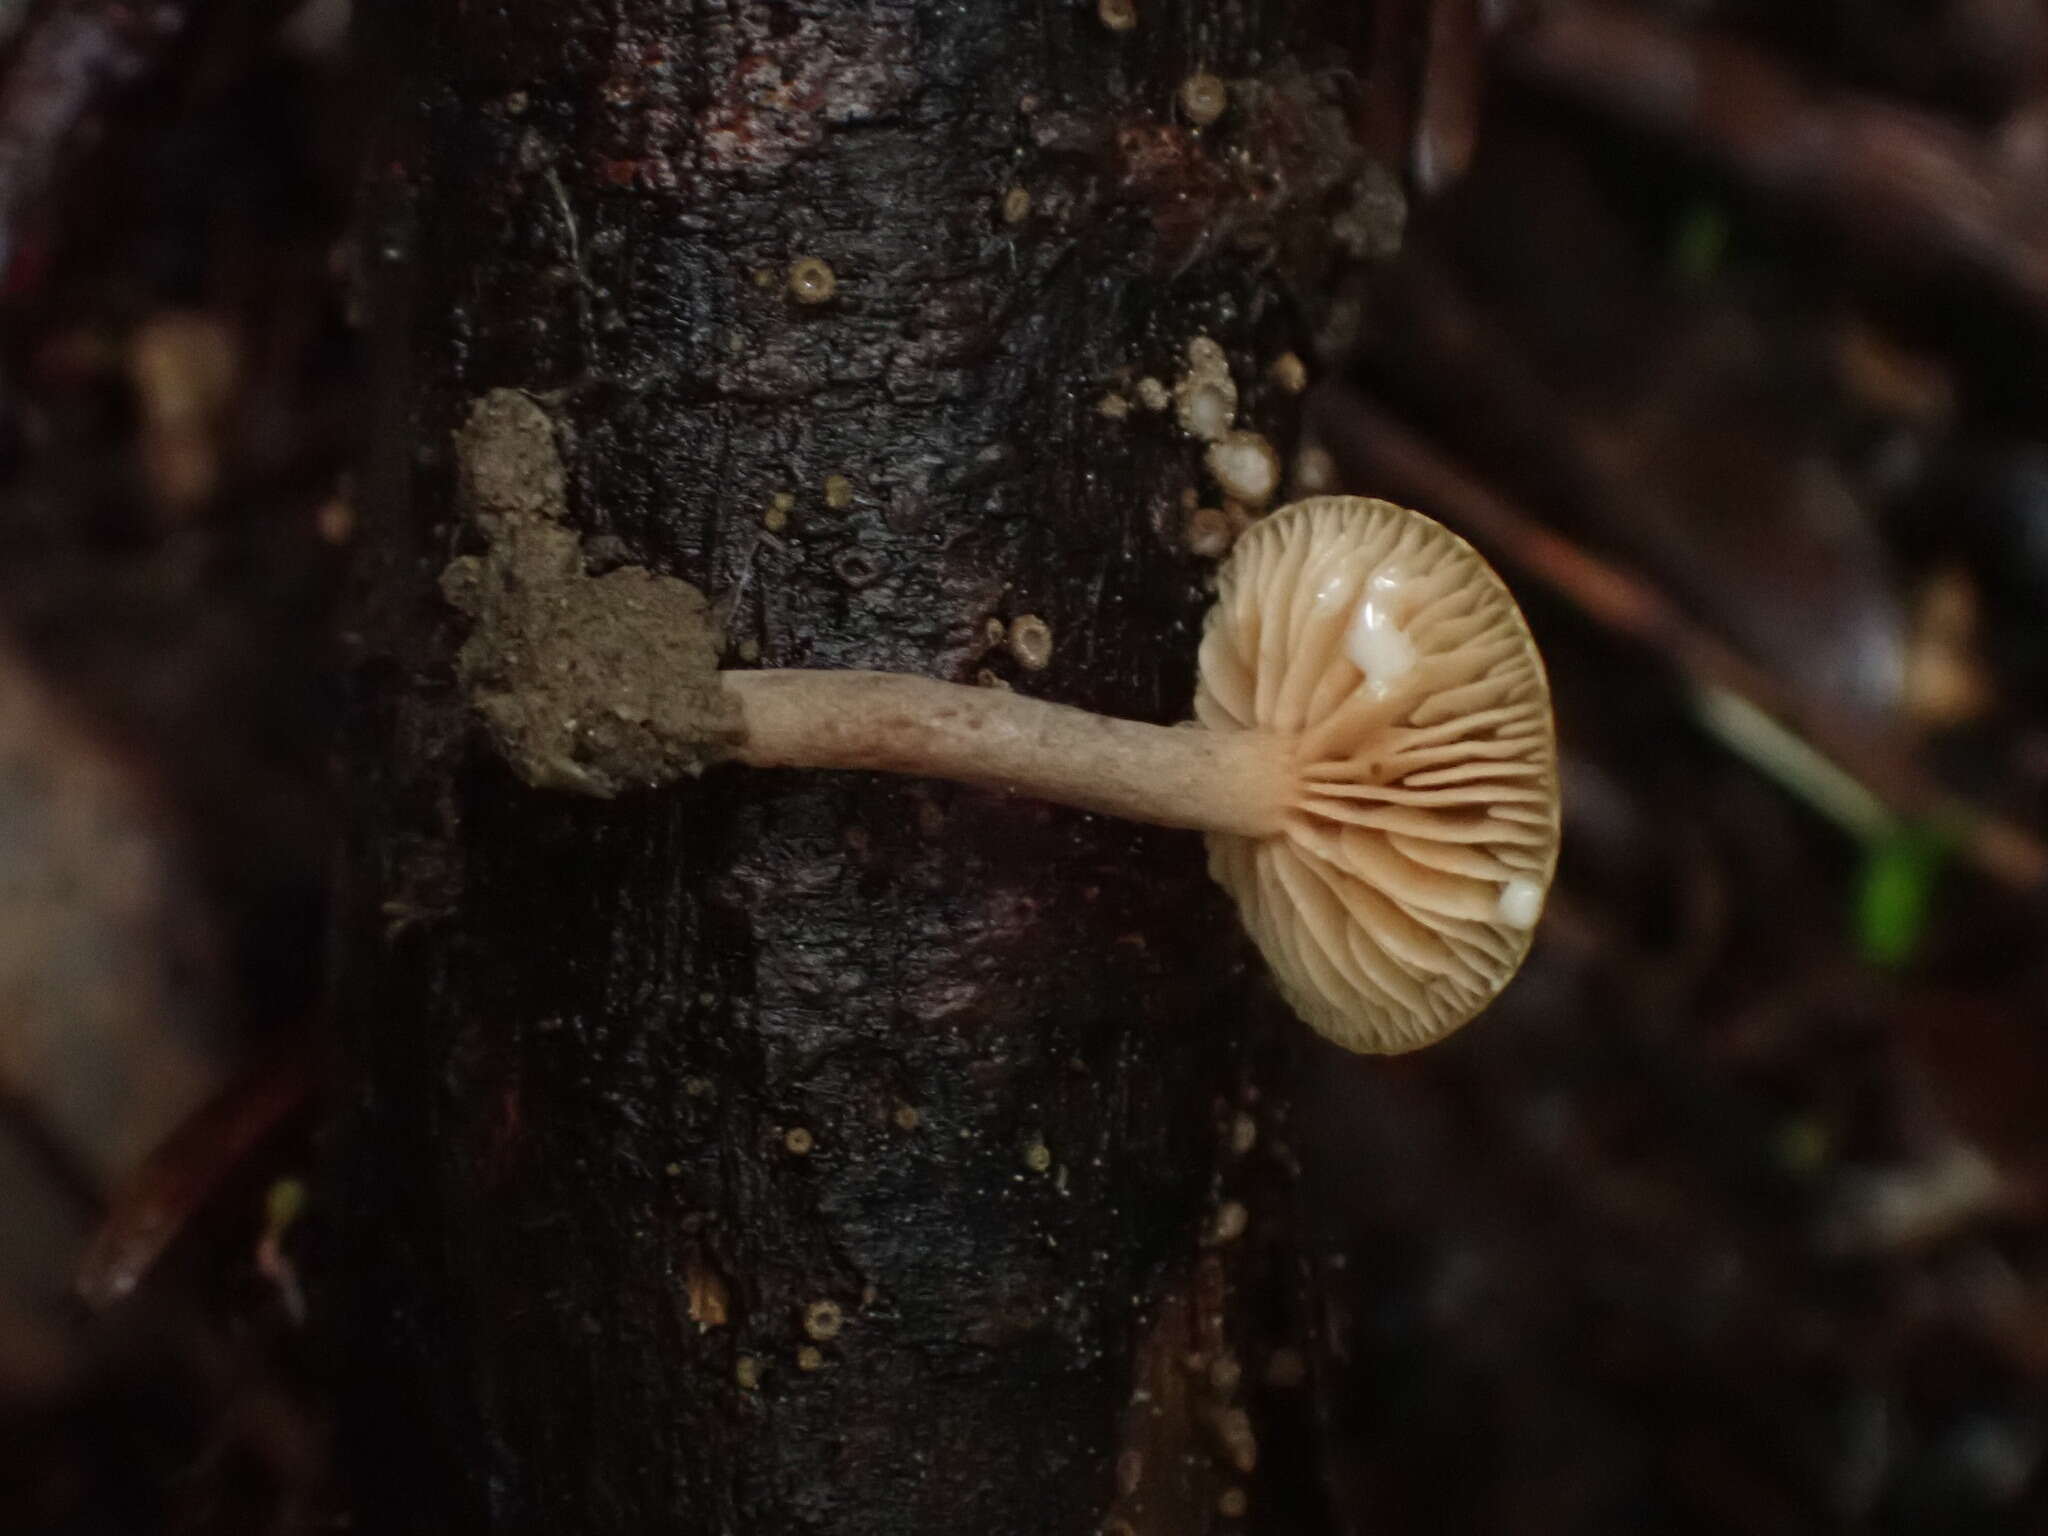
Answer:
[331,2,1407,1531]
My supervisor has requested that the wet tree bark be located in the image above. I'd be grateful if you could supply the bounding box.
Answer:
[332,2,1408,1532]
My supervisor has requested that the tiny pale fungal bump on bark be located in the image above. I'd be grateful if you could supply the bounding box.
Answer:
[786,256,836,304]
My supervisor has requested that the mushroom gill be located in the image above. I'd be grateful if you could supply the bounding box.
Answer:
[1196,496,1560,1053]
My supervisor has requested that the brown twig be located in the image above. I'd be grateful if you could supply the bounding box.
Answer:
[1413,0,1487,196]
[1315,388,2048,891]
[74,1048,309,1310]
[1354,0,1430,167]
[1497,0,2048,327]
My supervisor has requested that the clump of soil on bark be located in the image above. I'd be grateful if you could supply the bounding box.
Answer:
[439,390,741,797]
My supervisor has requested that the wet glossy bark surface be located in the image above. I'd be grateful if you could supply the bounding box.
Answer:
[332,2,1401,1531]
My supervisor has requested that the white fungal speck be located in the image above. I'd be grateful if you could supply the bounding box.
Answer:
[1179,72,1228,127]
[1205,431,1280,505]
[1179,383,1235,441]
[1344,570,1416,695]
[1008,614,1053,671]
[1292,442,1337,494]
[1496,878,1545,928]
[787,257,837,305]
[1186,505,1234,559]
[1268,351,1309,393]
[1174,337,1238,441]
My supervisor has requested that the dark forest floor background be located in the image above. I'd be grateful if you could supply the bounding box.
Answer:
[4,1,2048,1531]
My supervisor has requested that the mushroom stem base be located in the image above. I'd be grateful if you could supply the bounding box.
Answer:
[724,670,1294,838]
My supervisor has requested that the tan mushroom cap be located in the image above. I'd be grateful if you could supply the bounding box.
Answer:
[1196,496,1560,1053]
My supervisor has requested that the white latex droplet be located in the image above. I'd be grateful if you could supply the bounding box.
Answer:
[1344,571,1416,696]
[1496,877,1544,928]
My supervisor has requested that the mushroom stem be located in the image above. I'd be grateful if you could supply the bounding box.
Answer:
[723,670,1295,839]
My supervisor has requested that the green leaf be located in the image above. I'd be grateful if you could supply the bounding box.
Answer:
[264,1176,308,1235]
[1855,823,1952,968]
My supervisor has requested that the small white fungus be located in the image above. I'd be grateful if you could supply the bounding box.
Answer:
[1179,382,1236,441]
[1291,442,1337,494]
[1174,336,1238,441]
[1205,431,1280,505]
[1496,878,1545,928]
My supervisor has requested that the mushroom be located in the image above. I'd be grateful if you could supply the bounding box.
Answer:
[1191,498,1559,1050]
[718,497,1558,1052]
[449,453,1558,1051]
